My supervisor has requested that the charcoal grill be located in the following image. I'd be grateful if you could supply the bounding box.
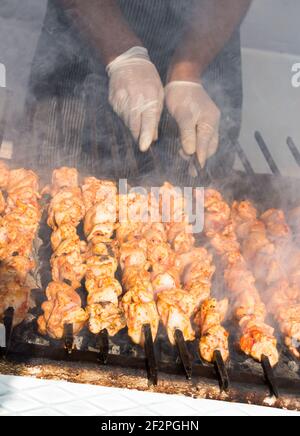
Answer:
[2,99,300,411]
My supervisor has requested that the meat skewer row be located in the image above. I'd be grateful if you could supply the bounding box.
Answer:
[117,196,194,349]
[154,183,197,345]
[122,184,197,346]
[145,224,196,346]
[184,253,229,364]
[38,168,88,339]
[200,189,279,367]
[82,177,126,337]
[232,202,300,359]
[157,183,229,363]
[0,163,41,326]
[116,192,160,346]
[145,184,228,362]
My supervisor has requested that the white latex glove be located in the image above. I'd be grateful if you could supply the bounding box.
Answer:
[165,81,220,168]
[106,47,164,152]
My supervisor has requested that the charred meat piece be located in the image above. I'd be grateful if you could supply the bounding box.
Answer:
[38,282,88,339]
[195,298,229,363]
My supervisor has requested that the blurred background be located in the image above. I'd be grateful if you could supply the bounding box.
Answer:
[0,0,299,176]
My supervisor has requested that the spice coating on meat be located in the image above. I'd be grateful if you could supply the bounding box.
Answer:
[201,189,279,367]
[82,178,126,337]
[38,168,87,339]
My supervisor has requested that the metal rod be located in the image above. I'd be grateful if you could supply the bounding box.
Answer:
[287,137,300,167]
[64,324,74,355]
[234,141,256,177]
[98,329,109,365]
[174,329,192,380]
[255,131,281,176]
[213,350,230,392]
[143,324,158,386]
[261,355,279,398]
[3,307,14,353]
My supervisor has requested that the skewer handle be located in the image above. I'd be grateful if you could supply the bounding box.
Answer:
[261,355,279,398]
[234,141,256,177]
[287,137,300,167]
[174,329,192,380]
[213,350,230,392]
[255,131,281,176]
[98,329,109,365]
[3,307,14,354]
[64,324,74,355]
[143,324,158,386]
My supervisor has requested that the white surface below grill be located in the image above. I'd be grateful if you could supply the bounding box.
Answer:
[0,375,298,416]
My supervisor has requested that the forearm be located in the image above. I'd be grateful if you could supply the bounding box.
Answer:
[168,0,252,82]
[57,0,142,65]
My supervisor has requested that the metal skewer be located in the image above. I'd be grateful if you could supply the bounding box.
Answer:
[255,131,281,176]
[143,324,158,386]
[234,141,256,177]
[64,323,74,355]
[3,307,14,354]
[261,354,279,398]
[98,328,109,365]
[174,329,192,380]
[287,137,300,167]
[213,350,230,392]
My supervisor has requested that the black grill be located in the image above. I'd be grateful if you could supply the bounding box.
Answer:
[2,100,300,409]
[2,133,300,403]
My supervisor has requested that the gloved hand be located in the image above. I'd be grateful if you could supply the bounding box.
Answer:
[165,81,220,168]
[107,47,164,152]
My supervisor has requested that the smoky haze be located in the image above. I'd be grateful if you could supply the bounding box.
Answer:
[0,0,300,371]
[0,0,47,143]
[0,1,243,179]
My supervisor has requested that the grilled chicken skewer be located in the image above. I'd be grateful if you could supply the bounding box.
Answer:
[158,183,229,362]
[201,189,279,367]
[116,192,160,346]
[0,163,41,326]
[195,298,229,363]
[148,184,196,345]
[232,202,300,359]
[38,168,87,339]
[82,177,126,336]
[184,250,230,364]
[117,200,194,349]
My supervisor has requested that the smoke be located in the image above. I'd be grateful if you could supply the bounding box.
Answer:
[0,0,47,156]
[0,0,244,179]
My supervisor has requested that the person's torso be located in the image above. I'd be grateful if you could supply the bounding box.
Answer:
[30,0,192,91]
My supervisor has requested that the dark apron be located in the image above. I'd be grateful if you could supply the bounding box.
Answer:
[21,0,243,184]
